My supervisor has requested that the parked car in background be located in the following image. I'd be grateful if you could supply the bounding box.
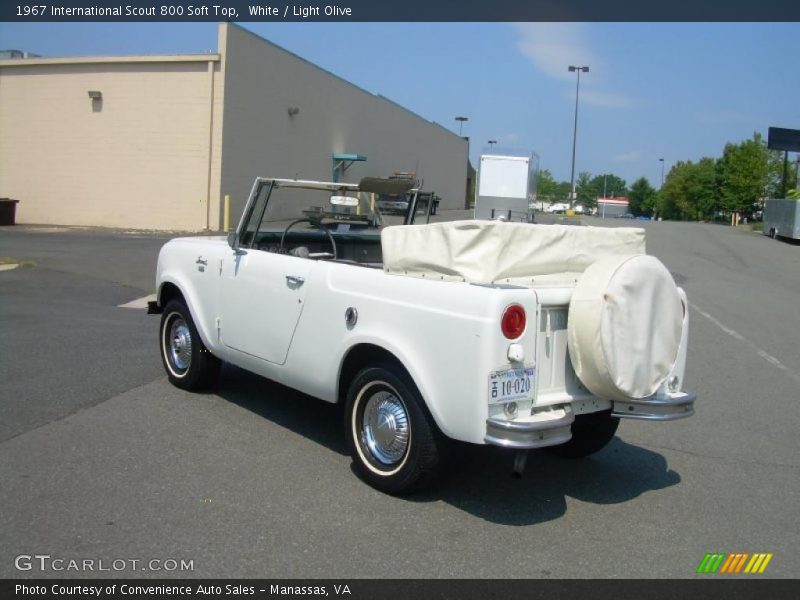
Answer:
[547,202,570,214]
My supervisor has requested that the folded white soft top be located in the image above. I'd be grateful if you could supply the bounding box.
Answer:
[381,220,646,284]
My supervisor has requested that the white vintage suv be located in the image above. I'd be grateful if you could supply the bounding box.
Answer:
[150,177,695,494]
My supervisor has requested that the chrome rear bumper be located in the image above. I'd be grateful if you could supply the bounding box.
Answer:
[485,410,574,449]
[612,391,696,421]
[484,391,695,448]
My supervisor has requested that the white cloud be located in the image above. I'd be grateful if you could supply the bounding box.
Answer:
[612,151,641,163]
[514,23,595,82]
[515,23,633,109]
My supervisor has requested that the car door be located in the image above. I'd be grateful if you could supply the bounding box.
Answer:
[219,248,314,365]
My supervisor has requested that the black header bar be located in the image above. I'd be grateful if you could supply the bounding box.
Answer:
[3,0,800,22]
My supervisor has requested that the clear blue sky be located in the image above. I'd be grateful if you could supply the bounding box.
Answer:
[2,22,798,187]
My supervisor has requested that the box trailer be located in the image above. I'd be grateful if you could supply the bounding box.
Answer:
[474,152,539,222]
[763,198,800,240]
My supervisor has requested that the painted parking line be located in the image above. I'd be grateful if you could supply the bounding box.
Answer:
[118,294,156,309]
[691,303,800,385]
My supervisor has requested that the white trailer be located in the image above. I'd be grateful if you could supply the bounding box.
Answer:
[474,152,539,222]
[763,198,800,240]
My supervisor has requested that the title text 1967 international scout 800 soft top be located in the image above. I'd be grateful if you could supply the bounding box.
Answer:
[150,176,695,494]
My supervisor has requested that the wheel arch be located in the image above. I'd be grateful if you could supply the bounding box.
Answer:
[158,281,184,308]
[335,340,461,442]
[337,343,409,403]
[156,277,215,350]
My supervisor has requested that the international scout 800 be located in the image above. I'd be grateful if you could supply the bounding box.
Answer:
[150,177,695,494]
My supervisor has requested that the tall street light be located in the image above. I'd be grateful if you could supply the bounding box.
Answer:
[455,116,468,136]
[488,140,497,149]
[568,65,589,206]
[659,158,665,188]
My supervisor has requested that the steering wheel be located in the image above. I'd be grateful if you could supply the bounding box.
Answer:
[279,218,338,260]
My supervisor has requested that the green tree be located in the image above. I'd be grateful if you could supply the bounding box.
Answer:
[660,161,693,220]
[684,157,718,220]
[554,181,572,200]
[590,173,627,199]
[716,132,770,215]
[537,169,558,201]
[628,177,656,217]
[575,170,596,208]
[659,159,719,220]
[768,151,799,198]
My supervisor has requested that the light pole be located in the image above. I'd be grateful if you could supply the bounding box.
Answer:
[601,174,607,219]
[455,116,468,136]
[796,156,800,191]
[659,158,665,188]
[488,140,497,149]
[568,65,589,206]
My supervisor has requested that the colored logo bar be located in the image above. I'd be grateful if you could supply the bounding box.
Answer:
[696,552,773,574]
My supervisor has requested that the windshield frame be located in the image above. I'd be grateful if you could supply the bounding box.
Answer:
[230,177,426,251]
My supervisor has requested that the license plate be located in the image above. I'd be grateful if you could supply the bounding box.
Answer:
[488,367,535,404]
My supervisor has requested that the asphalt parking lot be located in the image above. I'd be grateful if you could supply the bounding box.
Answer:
[1,218,799,578]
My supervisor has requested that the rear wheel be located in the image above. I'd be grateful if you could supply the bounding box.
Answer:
[547,409,619,458]
[345,363,445,494]
[160,299,220,390]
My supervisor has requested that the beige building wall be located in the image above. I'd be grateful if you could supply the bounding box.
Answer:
[0,55,223,230]
[218,24,468,224]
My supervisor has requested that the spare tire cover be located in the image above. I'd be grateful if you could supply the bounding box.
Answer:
[567,254,682,402]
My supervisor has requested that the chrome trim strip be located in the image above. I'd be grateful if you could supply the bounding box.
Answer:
[612,409,695,422]
[612,391,696,421]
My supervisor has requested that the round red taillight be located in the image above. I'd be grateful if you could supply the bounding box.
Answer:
[501,304,526,339]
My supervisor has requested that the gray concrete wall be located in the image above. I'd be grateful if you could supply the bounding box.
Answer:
[218,24,468,225]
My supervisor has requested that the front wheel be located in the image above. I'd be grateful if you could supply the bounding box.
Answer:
[345,363,445,494]
[547,409,619,458]
[160,299,220,390]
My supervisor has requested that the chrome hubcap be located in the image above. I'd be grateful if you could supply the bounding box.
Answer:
[362,390,409,465]
[168,318,192,372]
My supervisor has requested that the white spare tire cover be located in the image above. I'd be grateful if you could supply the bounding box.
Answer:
[567,254,682,402]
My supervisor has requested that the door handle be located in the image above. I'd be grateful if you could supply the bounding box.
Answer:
[285,275,305,287]
[196,256,208,266]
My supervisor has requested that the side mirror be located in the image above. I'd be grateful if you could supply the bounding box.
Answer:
[227,231,238,249]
